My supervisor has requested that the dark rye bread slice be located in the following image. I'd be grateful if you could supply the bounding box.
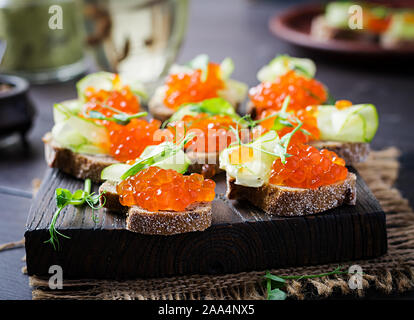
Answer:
[226,172,356,217]
[99,180,212,235]
[43,133,224,184]
[43,133,117,183]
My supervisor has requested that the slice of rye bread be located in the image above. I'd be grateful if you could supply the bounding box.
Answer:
[99,180,212,235]
[226,172,356,217]
[43,132,224,182]
[246,101,370,164]
[43,133,117,183]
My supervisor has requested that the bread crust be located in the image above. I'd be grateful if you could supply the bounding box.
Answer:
[43,133,117,183]
[226,172,356,216]
[43,132,224,183]
[99,181,212,235]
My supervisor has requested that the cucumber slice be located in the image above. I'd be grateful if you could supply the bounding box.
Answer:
[219,131,278,188]
[325,2,355,29]
[77,72,114,101]
[101,143,191,181]
[76,144,108,155]
[317,104,378,142]
[101,163,132,182]
[356,104,378,142]
[77,72,148,101]
[139,144,191,174]
[119,73,148,100]
[52,102,109,153]
[53,100,81,123]
[221,79,248,103]
[65,116,108,145]
[220,57,234,79]
[257,55,316,81]
[52,122,88,147]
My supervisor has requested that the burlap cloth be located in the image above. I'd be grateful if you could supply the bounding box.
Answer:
[27,147,414,300]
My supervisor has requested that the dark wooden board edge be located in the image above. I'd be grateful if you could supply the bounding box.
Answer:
[25,166,387,279]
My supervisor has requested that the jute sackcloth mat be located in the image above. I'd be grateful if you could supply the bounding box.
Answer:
[27,147,414,300]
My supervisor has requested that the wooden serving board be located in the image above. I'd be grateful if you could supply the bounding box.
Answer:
[25,168,387,279]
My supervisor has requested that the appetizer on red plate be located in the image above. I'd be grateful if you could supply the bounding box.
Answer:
[311,2,414,49]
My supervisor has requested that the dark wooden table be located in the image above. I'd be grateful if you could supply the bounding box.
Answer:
[1,0,413,300]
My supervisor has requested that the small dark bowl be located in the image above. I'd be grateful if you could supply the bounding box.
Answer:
[0,75,35,143]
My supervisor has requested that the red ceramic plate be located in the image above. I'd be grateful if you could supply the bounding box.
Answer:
[269,3,414,57]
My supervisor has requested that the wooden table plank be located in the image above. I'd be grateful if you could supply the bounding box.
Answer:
[0,193,32,300]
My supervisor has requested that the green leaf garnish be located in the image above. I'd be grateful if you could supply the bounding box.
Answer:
[86,109,147,125]
[264,266,348,300]
[120,132,197,180]
[45,179,106,250]
[226,96,304,164]
[163,98,241,128]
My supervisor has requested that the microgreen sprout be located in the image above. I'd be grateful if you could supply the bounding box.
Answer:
[120,132,197,180]
[227,107,303,164]
[85,106,147,125]
[264,266,349,300]
[45,179,106,250]
[242,95,311,137]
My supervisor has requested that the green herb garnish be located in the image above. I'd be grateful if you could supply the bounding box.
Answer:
[227,96,304,164]
[264,266,348,300]
[86,109,147,125]
[242,96,310,137]
[120,132,196,180]
[45,179,106,250]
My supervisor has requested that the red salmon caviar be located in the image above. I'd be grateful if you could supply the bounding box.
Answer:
[249,71,327,116]
[254,107,320,145]
[334,99,353,110]
[83,80,163,162]
[106,119,163,162]
[85,83,140,116]
[168,113,238,153]
[117,167,216,212]
[269,144,348,189]
[163,63,225,110]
